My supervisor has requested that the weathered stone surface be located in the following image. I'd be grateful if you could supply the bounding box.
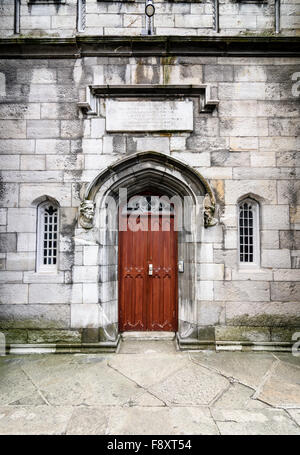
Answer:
[257,362,300,408]
[0,305,70,329]
[197,301,225,326]
[0,284,28,305]
[150,363,229,405]
[107,406,218,435]
[0,406,73,435]
[280,230,300,249]
[191,351,275,389]
[27,330,81,344]
[0,233,16,253]
[212,409,300,435]
[226,302,300,327]
[216,325,270,342]
[261,249,291,268]
[214,281,270,302]
[271,282,300,302]
[225,180,277,204]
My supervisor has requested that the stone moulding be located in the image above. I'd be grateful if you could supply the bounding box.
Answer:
[78,84,219,115]
[0,36,300,58]
[77,151,217,231]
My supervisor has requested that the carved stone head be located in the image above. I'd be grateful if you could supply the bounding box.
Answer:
[79,199,95,229]
[203,193,218,228]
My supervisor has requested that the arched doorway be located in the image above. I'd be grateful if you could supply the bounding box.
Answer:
[77,152,216,348]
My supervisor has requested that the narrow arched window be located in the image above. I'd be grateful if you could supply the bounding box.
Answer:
[238,198,260,266]
[37,201,59,272]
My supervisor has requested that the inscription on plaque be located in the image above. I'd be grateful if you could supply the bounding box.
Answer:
[106,100,193,132]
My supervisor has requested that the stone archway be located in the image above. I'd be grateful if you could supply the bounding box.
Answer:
[75,152,216,349]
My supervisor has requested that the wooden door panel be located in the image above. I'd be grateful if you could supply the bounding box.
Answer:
[119,213,177,332]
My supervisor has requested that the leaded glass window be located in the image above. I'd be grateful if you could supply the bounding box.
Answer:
[238,199,259,266]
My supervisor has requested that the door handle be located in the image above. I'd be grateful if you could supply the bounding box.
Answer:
[148,264,153,275]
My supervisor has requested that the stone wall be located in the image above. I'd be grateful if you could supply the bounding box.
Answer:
[0,0,299,38]
[0,50,300,349]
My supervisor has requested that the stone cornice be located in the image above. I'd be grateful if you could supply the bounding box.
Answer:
[0,36,300,58]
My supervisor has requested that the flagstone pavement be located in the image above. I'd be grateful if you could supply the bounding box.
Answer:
[0,340,300,435]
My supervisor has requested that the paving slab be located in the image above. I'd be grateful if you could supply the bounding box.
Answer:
[287,409,300,426]
[0,405,73,435]
[108,353,189,389]
[107,406,219,435]
[0,362,36,405]
[118,340,177,354]
[0,348,300,435]
[190,351,276,389]
[66,406,110,435]
[212,408,300,435]
[212,382,270,410]
[149,362,229,406]
[257,361,300,408]
[275,353,300,368]
[39,361,142,406]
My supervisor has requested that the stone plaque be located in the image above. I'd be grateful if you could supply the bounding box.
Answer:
[106,100,193,132]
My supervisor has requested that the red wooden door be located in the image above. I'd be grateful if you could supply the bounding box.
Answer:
[119,214,177,332]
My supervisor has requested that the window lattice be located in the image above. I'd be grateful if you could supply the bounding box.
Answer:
[41,205,58,266]
[239,201,255,263]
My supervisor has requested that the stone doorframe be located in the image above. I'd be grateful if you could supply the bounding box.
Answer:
[74,152,217,350]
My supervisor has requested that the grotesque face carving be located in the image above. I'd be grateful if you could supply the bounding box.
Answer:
[79,200,95,229]
[203,193,217,228]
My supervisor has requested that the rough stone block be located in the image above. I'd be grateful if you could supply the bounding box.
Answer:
[0,304,70,329]
[196,281,213,301]
[0,271,23,283]
[19,183,71,207]
[274,269,300,281]
[232,270,273,281]
[73,266,98,283]
[214,281,270,302]
[7,208,36,233]
[17,233,36,252]
[27,329,81,344]
[0,139,35,155]
[226,301,300,327]
[0,284,28,304]
[262,206,290,230]
[279,231,300,250]
[28,283,81,304]
[172,152,210,167]
[198,264,224,281]
[250,152,276,167]
[215,325,270,342]
[0,155,19,170]
[20,155,46,171]
[35,139,70,155]
[71,303,100,329]
[261,230,279,249]
[103,136,126,154]
[270,327,300,342]
[0,209,6,225]
[225,180,277,205]
[197,301,225,325]
[271,282,300,302]
[0,120,26,139]
[27,120,60,139]
[82,283,99,304]
[197,244,213,263]
[261,249,291,268]
[6,252,35,271]
[0,233,17,253]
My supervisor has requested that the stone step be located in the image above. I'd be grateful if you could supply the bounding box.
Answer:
[121,331,176,341]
